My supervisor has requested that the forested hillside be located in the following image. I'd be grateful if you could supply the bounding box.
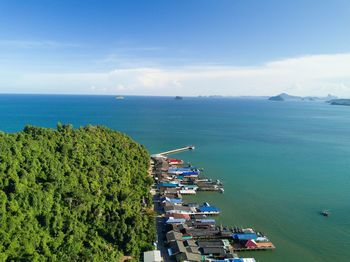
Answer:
[0,124,156,261]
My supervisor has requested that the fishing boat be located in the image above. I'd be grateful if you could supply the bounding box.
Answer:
[321,210,329,216]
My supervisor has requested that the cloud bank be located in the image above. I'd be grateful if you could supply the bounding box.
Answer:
[3,53,350,97]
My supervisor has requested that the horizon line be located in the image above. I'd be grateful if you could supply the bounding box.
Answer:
[0,92,341,98]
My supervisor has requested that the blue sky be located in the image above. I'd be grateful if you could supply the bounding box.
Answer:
[1,0,350,96]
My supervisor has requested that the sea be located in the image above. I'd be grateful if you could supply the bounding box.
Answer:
[0,94,350,262]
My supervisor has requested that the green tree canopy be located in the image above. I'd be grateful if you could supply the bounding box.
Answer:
[0,124,155,261]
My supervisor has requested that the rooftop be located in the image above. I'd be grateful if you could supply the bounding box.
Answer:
[143,250,162,262]
[199,206,220,213]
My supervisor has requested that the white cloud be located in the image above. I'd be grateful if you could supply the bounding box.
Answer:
[3,52,350,97]
[117,84,126,90]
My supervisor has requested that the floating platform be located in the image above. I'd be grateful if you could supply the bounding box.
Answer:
[233,242,275,251]
[197,187,220,191]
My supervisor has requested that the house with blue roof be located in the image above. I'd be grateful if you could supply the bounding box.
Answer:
[160,197,183,204]
[211,259,256,262]
[165,217,186,224]
[168,168,200,175]
[182,171,199,177]
[156,183,179,188]
[199,206,220,214]
[232,233,258,240]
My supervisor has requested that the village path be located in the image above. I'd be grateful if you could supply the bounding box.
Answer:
[153,193,175,262]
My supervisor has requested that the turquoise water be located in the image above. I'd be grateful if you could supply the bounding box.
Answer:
[1,94,350,261]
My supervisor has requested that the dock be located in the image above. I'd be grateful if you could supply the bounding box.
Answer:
[232,242,276,251]
[158,145,195,156]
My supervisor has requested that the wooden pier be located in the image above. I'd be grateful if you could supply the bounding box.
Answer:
[197,187,220,192]
[159,145,195,156]
[232,243,275,251]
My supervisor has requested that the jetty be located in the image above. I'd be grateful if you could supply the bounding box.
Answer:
[158,145,195,156]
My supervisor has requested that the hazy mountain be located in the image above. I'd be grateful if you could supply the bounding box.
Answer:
[268,93,337,102]
[327,99,350,106]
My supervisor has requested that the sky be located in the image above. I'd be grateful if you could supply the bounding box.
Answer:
[1,0,350,96]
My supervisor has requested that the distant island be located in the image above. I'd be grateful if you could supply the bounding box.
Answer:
[175,96,183,100]
[0,124,155,260]
[268,93,336,102]
[327,99,350,106]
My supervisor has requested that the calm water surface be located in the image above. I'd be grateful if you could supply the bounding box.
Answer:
[1,94,349,261]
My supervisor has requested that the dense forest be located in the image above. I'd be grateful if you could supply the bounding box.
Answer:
[0,124,156,261]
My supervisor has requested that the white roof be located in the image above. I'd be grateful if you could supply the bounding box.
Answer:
[179,189,196,194]
[143,250,161,262]
[241,259,256,262]
[150,154,167,159]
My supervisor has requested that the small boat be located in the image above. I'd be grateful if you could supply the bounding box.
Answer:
[321,210,329,216]
[175,96,183,100]
[115,96,124,99]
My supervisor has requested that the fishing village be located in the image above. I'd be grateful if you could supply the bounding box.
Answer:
[143,146,275,262]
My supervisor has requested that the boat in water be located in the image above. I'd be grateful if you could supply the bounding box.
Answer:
[115,96,124,100]
[175,96,183,100]
[321,210,329,216]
